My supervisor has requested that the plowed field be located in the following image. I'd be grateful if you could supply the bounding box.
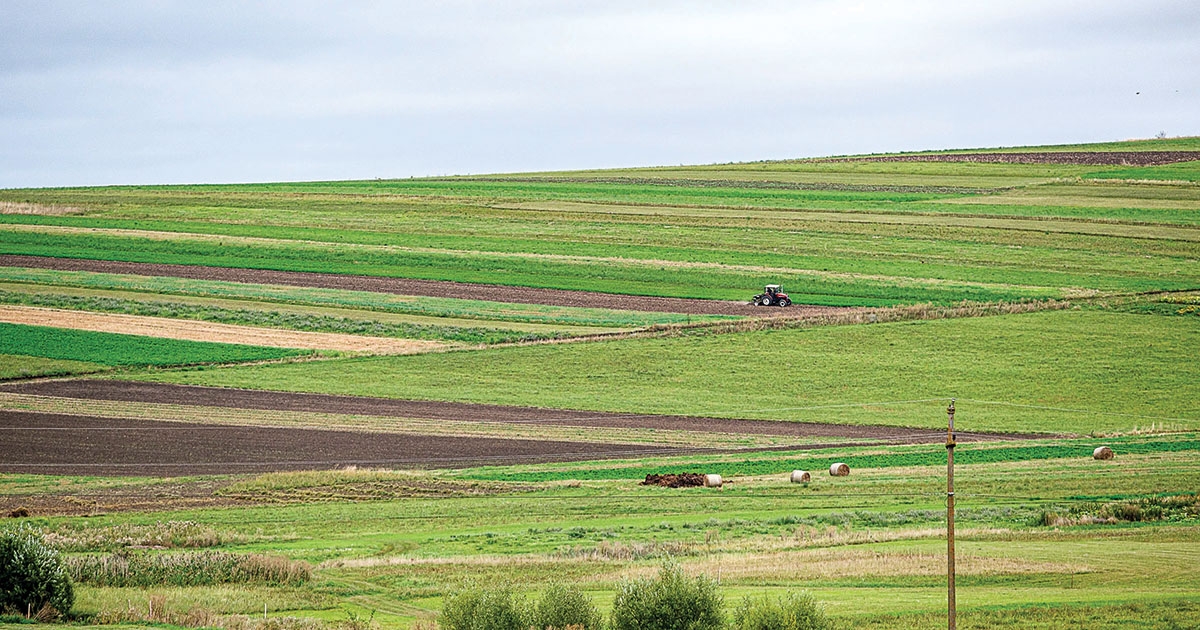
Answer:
[0,410,683,476]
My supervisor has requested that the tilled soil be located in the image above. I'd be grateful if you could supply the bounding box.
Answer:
[2,380,1021,443]
[0,410,684,477]
[0,255,834,317]
[826,151,1200,166]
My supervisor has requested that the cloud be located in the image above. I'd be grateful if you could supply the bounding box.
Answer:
[1,0,1197,186]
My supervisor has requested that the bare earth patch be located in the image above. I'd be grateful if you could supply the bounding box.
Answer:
[0,305,447,354]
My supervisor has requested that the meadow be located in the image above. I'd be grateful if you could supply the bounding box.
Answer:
[1,139,1199,629]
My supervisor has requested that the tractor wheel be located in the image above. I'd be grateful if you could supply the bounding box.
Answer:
[779,298,791,307]
[755,297,768,306]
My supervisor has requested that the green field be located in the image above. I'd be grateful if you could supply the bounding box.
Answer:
[0,322,312,368]
[138,309,1200,435]
[2,139,1199,629]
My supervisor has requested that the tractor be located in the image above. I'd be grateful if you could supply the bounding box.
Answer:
[752,284,791,307]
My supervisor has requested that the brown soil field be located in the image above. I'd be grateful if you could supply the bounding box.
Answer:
[1,380,1023,443]
[0,305,445,354]
[0,410,684,477]
[0,255,835,317]
[828,151,1200,166]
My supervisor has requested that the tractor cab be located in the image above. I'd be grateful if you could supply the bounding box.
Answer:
[752,284,791,307]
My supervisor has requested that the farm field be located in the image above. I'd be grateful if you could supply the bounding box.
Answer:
[1,140,1199,629]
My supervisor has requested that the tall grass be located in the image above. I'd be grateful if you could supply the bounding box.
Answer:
[68,551,311,587]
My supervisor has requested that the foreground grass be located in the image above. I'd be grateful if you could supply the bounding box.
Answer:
[137,309,1200,434]
[6,444,1198,629]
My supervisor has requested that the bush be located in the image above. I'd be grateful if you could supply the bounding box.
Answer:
[531,583,603,630]
[0,525,74,618]
[440,586,530,630]
[733,592,831,630]
[610,564,723,630]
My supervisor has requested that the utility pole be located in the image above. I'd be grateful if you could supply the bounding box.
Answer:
[946,398,957,630]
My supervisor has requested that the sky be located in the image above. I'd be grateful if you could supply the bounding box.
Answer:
[1,0,1197,188]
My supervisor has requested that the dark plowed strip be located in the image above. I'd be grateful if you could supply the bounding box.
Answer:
[0,255,837,317]
[1,380,1028,443]
[0,411,687,476]
[826,151,1200,166]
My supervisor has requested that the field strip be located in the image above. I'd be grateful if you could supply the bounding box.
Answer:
[0,393,821,449]
[0,262,723,324]
[0,255,819,316]
[0,281,628,336]
[515,168,1056,188]
[0,305,449,354]
[936,191,1200,212]
[0,411,688,475]
[1,380,1031,443]
[498,201,1200,241]
[0,224,1060,292]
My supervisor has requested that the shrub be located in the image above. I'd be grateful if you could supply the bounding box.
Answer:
[440,586,530,630]
[610,563,723,630]
[0,525,74,618]
[733,592,831,630]
[531,583,603,630]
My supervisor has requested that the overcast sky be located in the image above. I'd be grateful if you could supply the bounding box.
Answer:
[2,0,1197,188]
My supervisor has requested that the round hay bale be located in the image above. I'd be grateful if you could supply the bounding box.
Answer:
[704,474,723,488]
[1093,446,1114,460]
[790,470,811,484]
[829,462,850,477]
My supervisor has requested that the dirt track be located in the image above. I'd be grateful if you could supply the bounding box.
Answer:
[0,255,836,317]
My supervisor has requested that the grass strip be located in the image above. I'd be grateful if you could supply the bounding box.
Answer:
[462,438,1200,482]
[0,322,311,367]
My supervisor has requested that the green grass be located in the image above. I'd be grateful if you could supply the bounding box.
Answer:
[137,309,1200,434]
[461,435,1200,483]
[9,444,1199,628]
[0,322,311,367]
[1084,160,1200,182]
[0,353,106,379]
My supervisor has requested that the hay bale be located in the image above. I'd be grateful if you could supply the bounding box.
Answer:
[704,474,723,488]
[1093,446,1114,460]
[829,462,850,477]
[790,470,811,484]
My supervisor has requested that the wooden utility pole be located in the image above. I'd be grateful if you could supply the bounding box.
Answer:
[946,399,957,630]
